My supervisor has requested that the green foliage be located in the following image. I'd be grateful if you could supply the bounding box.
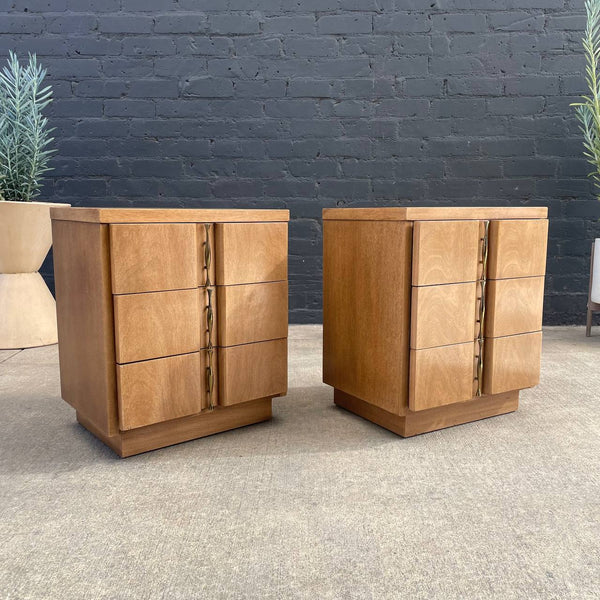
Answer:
[0,51,55,202]
[573,0,600,195]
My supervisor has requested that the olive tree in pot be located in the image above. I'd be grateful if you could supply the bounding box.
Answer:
[0,52,69,349]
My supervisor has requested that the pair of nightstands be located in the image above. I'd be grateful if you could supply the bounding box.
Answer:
[51,206,547,457]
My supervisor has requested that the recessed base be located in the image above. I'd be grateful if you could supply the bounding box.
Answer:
[334,388,519,437]
[0,272,58,349]
[77,397,273,458]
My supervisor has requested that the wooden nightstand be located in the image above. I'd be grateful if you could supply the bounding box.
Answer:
[323,206,548,436]
[51,208,289,457]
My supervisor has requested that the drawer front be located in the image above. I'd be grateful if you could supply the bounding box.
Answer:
[409,342,475,411]
[114,289,201,364]
[110,224,199,294]
[487,219,548,279]
[412,220,480,286]
[117,353,203,430]
[215,222,287,285]
[217,281,288,347]
[411,282,477,349]
[483,331,542,395]
[218,338,287,406]
[486,277,545,338]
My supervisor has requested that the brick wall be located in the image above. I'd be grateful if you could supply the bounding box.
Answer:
[1,0,597,324]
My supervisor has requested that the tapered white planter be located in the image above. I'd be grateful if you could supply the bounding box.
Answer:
[593,239,600,304]
[0,201,70,349]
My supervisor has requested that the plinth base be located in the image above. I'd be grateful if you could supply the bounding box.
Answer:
[77,397,273,457]
[334,388,519,437]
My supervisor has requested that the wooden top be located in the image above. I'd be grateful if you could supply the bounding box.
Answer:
[322,206,547,221]
[50,207,290,223]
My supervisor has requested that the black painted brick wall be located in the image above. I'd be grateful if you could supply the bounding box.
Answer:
[1,0,598,324]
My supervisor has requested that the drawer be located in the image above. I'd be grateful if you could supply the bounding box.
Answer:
[215,222,287,285]
[117,353,203,430]
[412,220,480,286]
[217,281,288,346]
[487,219,548,279]
[485,276,545,338]
[411,282,477,349]
[110,224,199,294]
[218,338,287,406]
[409,342,475,411]
[114,289,201,364]
[483,331,542,395]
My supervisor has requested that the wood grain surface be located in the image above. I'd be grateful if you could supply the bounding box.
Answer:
[117,352,203,430]
[51,207,289,224]
[113,289,201,364]
[218,339,287,406]
[52,220,119,436]
[483,331,543,395]
[215,222,288,285]
[217,281,288,347]
[77,397,273,458]
[409,342,476,411]
[411,282,477,349]
[323,207,547,221]
[334,388,519,437]
[110,223,199,294]
[487,219,548,279]
[486,276,545,338]
[412,220,480,286]
[323,219,412,415]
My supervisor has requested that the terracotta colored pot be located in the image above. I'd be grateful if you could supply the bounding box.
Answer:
[0,200,70,349]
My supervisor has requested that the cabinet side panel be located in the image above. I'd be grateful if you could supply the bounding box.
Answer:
[323,220,412,415]
[52,221,118,436]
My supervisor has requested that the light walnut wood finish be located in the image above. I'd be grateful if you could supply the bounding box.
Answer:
[412,220,480,286]
[215,222,288,285]
[52,220,118,436]
[52,208,289,456]
[409,342,476,411]
[117,352,203,431]
[324,206,547,436]
[114,289,201,364]
[77,398,272,458]
[488,219,548,279]
[411,282,477,349]
[486,277,545,338]
[110,224,199,294]
[483,331,543,395]
[218,339,287,406]
[51,207,289,224]
[323,219,412,415]
[334,388,519,437]
[217,281,288,346]
[323,207,547,221]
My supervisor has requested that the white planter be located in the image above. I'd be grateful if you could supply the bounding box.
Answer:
[0,200,70,349]
[593,238,600,304]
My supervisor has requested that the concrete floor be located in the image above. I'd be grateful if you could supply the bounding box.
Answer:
[1,325,599,599]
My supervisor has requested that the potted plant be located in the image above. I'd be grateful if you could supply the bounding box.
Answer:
[572,0,600,331]
[0,51,69,349]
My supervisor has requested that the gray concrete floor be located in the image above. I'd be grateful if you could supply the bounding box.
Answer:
[1,325,599,599]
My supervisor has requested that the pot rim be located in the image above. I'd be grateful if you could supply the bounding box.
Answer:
[0,200,71,207]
